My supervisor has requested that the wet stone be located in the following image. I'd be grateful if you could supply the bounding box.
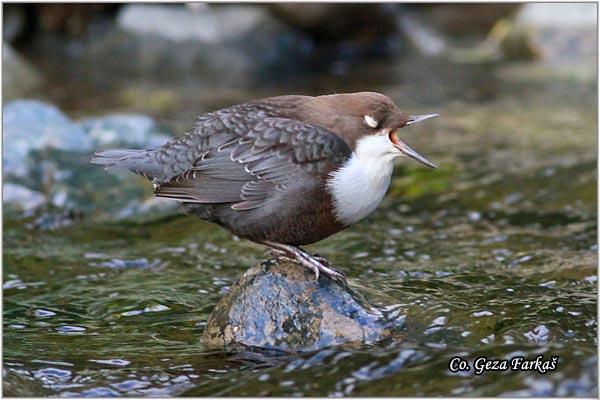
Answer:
[34,367,72,381]
[55,325,86,335]
[202,258,401,352]
[117,4,271,44]
[2,99,178,218]
[89,359,131,367]
[3,183,46,212]
[79,387,121,397]
[524,324,551,344]
[3,100,91,179]
[31,309,56,319]
[78,114,170,149]
[94,258,160,270]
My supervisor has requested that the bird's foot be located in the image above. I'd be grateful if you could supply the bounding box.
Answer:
[269,247,323,280]
[299,256,321,281]
[263,242,347,284]
[312,253,331,267]
[306,253,345,280]
[267,248,295,263]
[308,256,346,283]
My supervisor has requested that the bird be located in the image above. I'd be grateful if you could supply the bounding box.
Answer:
[91,92,438,282]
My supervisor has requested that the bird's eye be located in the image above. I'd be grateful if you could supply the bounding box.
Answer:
[363,115,379,129]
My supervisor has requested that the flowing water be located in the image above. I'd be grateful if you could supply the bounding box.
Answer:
[3,29,598,396]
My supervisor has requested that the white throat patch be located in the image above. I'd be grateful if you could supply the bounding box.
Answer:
[327,134,398,226]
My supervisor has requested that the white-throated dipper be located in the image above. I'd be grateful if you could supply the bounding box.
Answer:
[91,92,438,281]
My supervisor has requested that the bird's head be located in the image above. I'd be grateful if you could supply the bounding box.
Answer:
[315,92,438,168]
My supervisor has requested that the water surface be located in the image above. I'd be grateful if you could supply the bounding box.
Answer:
[3,33,597,396]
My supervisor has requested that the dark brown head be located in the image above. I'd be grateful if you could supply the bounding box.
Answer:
[300,92,438,168]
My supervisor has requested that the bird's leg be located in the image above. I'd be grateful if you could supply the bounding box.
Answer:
[262,241,346,283]
[312,253,331,267]
[266,248,294,263]
[297,248,346,282]
[263,241,320,280]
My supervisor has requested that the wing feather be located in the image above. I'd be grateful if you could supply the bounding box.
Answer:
[154,116,351,209]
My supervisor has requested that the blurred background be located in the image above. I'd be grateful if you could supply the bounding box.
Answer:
[2,3,597,217]
[3,3,598,397]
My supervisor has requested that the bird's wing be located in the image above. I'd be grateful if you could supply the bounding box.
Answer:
[154,117,351,210]
[149,103,279,180]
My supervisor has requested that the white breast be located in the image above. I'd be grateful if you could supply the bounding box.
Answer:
[327,134,397,226]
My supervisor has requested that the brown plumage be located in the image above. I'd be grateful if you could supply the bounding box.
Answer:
[91,92,438,281]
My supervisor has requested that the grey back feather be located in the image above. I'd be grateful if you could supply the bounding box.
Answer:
[91,102,351,211]
[155,116,351,210]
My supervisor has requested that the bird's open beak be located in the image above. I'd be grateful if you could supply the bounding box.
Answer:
[405,113,439,126]
[393,138,438,169]
[390,113,439,168]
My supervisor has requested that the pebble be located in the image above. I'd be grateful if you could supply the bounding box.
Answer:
[55,325,86,335]
[523,324,550,344]
[472,310,493,317]
[89,359,131,367]
[31,309,56,318]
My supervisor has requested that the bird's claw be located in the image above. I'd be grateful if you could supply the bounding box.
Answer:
[307,256,346,284]
[310,253,346,282]
[312,253,332,267]
[264,242,346,284]
[268,249,294,263]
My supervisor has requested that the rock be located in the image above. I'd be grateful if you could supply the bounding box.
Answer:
[491,20,541,62]
[203,258,403,352]
[3,100,91,179]
[514,3,597,62]
[2,44,43,101]
[88,4,308,87]
[117,4,270,44]
[516,3,597,29]
[419,4,521,37]
[115,197,179,221]
[2,100,172,176]
[442,3,596,65]
[3,100,174,217]
[26,208,82,231]
[267,4,396,42]
[3,183,46,212]
[78,114,171,148]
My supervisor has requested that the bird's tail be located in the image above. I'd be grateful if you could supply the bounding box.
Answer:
[90,148,160,179]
